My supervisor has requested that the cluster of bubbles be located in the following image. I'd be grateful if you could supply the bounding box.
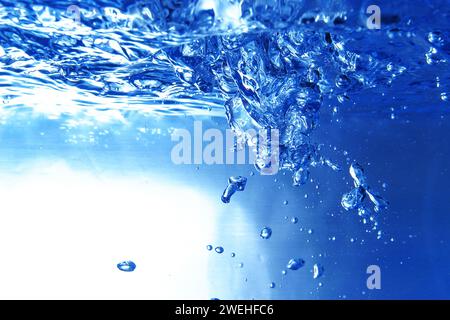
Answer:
[341,163,389,236]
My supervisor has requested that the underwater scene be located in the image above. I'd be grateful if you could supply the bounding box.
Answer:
[0,0,449,299]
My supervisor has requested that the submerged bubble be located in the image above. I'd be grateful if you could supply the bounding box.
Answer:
[206,245,213,251]
[221,176,247,203]
[366,189,389,211]
[283,200,289,205]
[215,246,224,254]
[292,168,309,186]
[291,217,298,224]
[269,282,276,289]
[260,227,272,239]
[287,258,305,270]
[341,187,365,210]
[231,252,236,258]
[117,260,136,272]
[349,162,368,188]
[377,230,382,240]
[313,263,324,279]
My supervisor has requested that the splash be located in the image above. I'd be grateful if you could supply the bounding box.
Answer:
[1,1,449,230]
[2,0,448,182]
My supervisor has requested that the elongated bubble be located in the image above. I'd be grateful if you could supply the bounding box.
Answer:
[349,163,368,188]
[221,176,247,203]
[287,258,305,271]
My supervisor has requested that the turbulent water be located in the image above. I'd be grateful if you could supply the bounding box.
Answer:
[2,2,449,153]
[2,0,449,221]
[0,0,450,298]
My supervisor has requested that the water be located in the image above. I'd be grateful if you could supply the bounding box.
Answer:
[0,0,449,299]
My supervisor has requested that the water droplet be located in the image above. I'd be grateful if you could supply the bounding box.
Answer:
[215,246,224,254]
[260,227,272,239]
[117,260,136,272]
[291,217,298,224]
[308,229,314,235]
[313,263,324,279]
[283,200,289,205]
[269,282,276,289]
[281,270,287,275]
[206,245,213,251]
[287,258,305,270]
[238,262,244,268]
[231,252,236,257]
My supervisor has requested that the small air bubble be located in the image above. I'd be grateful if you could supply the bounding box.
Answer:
[117,260,136,272]
[260,227,272,239]
[215,246,224,254]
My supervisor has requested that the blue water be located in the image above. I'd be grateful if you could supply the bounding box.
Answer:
[0,0,449,299]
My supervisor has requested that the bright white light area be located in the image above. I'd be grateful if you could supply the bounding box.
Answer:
[196,0,244,29]
[0,161,215,299]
